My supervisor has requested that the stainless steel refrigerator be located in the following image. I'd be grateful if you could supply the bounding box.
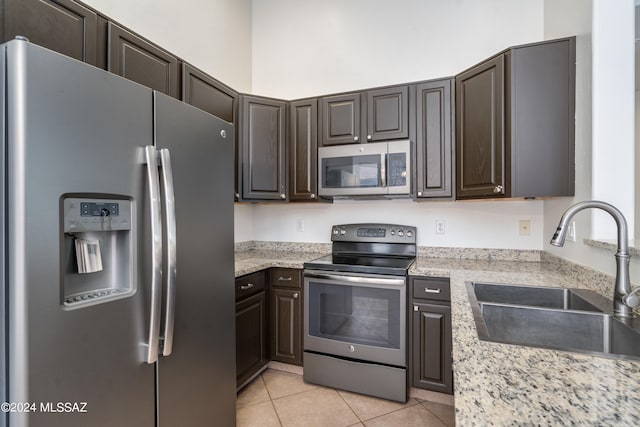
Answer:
[0,39,236,427]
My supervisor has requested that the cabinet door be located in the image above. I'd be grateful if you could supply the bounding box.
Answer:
[415,80,453,199]
[455,55,505,199]
[236,291,269,389]
[3,0,97,66]
[289,99,319,201]
[108,22,180,98]
[239,95,287,200]
[270,288,302,365]
[412,302,453,394]
[366,86,409,142]
[320,93,361,146]
[182,63,237,123]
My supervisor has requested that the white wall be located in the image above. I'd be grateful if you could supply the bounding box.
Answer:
[82,0,253,92]
[240,0,546,248]
[251,0,543,99]
[591,0,635,239]
[250,200,543,248]
[543,0,639,283]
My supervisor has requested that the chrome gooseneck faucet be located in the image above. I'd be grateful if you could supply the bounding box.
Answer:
[550,201,639,318]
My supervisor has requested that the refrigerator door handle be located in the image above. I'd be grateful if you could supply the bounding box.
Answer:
[159,148,177,356]
[144,145,163,364]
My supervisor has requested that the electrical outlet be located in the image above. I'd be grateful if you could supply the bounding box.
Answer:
[296,219,304,233]
[567,221,576,242]
[519,220,531,236]
[435,219,446,234]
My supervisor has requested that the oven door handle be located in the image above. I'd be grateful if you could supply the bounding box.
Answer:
[304,271,406,286]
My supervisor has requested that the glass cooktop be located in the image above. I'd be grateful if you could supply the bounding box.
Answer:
[303,253,415,276]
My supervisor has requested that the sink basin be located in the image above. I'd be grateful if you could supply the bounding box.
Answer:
[478,304,640,358]
[466,282,640,361]
[471,282,605,312]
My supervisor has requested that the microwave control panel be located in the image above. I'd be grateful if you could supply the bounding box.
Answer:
[387,153,407,187]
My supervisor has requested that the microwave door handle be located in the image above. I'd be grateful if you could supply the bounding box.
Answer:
[380,153,387,187]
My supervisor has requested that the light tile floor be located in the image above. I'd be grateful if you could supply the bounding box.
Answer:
[237,368,455,427]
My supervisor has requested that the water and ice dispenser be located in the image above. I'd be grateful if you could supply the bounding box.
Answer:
[62,196,135,308]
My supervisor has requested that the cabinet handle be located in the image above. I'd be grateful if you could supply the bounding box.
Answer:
[353,136,359,142]
[424,288,441,294]
[493,185,503,194]
[417,191,423,197]
[310,193,316,199]
[293,292,299,299]
[240,283,255,290]
[278,276,292,282]
[280,193,286,199]
[367,135,372,141]
[413,305,419,311]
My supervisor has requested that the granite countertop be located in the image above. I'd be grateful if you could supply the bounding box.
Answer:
[412,255,640,426]
[236,245,640,425]
[235,249,328,277]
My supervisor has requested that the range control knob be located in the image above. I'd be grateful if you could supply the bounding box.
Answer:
[340,229,346,235]
[398,230,404,237]
[390,230,395,236]
[333,229,339,235]
[407,230,413,238]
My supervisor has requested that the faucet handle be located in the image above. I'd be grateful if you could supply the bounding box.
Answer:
[623,287,640,308]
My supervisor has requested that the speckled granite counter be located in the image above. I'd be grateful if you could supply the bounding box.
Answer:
[411,254,640,426]
[236,243,640,425]
[234,243,329,277]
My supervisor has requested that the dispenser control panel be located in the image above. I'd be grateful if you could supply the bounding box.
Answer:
[63,198,132,233]
[80,202,120,217]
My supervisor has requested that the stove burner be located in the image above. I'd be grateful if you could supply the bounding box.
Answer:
[304,254,415,276]
[303,223,417,276]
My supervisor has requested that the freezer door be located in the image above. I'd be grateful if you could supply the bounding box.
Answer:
[4,40,155,427]
[153,92,236,426]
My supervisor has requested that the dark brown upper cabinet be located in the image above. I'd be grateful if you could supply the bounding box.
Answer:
[414,79,454,199]
[320,86,409,146]
[107,22,180,98]
[455,37,575,199]
[2,0,98,66]
[289,98,319,201]
[319,92,361,146]
[239,95,288,201]
[366,86,409,142]
[182,63,237,124]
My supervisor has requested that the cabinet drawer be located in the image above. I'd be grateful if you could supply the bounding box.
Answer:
[270,268,302,289]
[235,270,266,301]
[412,277,450,302]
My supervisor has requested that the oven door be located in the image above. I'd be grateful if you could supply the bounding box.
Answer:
[304,270,406,367]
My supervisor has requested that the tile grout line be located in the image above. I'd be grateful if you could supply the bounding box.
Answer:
[418,400,453,427]
[261,375,285,427]
[335,390,364,425]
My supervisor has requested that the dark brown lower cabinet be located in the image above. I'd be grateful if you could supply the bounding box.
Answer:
[270,288,302,365]
[270,268,303,365]
[235,271,269,390]
[410,277,453,394]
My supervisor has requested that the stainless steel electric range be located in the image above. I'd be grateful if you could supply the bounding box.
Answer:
[303,223,417,402]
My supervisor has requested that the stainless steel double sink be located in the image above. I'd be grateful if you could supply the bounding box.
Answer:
[467,282,640,361]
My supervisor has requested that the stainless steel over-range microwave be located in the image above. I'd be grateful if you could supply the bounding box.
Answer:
[318,140,411,198]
